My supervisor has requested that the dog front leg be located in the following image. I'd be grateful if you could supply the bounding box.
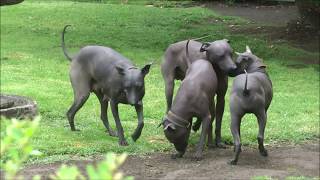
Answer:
[215,88,227,148]
[110,99,128,146]
[131,101,144,141]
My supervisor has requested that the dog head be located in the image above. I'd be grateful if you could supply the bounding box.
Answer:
[162,117,190,154]
[200,39,238,77]
[116,63,152,105]
[235,46,266,73]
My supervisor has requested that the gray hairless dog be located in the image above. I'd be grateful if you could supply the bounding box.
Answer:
[61,25,151,146]
[162,59,218,160]
[161,39,238,147]
[229,46,273,165]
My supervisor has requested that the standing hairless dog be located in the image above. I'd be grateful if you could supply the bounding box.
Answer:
[161,39,238,147]
[162,59,218,160]
[61,25,151,146]
[229,46,273,165]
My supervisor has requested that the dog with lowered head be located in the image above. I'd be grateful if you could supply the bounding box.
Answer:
[162,58,218,160]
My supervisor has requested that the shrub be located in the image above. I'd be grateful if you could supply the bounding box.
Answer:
[0,118,133,180]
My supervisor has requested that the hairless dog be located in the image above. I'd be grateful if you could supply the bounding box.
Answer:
[162,59,218,160]
[161,39,238,147]
[229,46,273,165]
[61,25,151,146]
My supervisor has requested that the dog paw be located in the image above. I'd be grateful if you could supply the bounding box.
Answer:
[119,140,129,146]
[171,153,183,159]
[207,143,216,149]
[131,132,141,142]
[228,159,238,165]
[193,152,203,161]
[259,149,268,157]
[131,135,138,142]
[215,142,227,149]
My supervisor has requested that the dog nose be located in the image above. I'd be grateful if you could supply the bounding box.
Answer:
[228,66,239,77]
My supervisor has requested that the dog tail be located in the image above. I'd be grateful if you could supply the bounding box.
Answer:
[185,35,210,67]
[61,25,73,61]
[185,39,191,67]
[243,69,249,96]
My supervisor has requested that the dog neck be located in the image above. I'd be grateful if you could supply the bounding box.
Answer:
[246,65,267,74]
[166,110,190,128]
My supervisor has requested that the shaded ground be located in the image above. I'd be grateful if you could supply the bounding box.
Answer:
[17,143,319,179]
[207,2,319,55]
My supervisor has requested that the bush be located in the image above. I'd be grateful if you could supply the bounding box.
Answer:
[0,118,133,180]
[0,118,41,179]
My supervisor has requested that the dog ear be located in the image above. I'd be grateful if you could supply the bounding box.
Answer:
[200,42,211,52]
[164,123,176,131]
[235,52,241,56]
[141,63,152,76]
[116,66,125,75]
[224,39,230,43]
[246,45,252,54]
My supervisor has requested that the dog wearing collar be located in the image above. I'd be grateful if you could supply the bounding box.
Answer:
[161,59,218,160]
[229,46,273,165]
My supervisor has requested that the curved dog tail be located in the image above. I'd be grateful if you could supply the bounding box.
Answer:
[185,35,211,67]
[185,39,191,67]
[243,69,249,96]
[61,25,72,61]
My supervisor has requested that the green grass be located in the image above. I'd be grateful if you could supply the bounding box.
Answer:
[1,1,319,164]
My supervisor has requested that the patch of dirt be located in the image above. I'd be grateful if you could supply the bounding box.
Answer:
[16,143,319,179]
[206,2,320,57]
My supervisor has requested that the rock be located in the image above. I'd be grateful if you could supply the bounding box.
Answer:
[0,94,38,120]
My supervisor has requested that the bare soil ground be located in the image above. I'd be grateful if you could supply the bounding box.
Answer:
[207,2,320,56]
[17,143,319,179]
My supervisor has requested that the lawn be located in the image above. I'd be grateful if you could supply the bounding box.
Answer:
[1,1,319,164]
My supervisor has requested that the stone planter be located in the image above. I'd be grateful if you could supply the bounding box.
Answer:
[0,94,38,120]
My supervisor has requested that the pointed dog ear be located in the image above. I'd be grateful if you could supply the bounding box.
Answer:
[235,52,241,56]
[164,123,176,131]
[141,63,152,76]
[224,39,230,43]
[116,66,125,75]
[246,45,252,54]
[200,42,211,52]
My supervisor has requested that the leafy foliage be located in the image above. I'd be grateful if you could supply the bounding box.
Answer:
[50,153,133,180]
[0,118,41,179]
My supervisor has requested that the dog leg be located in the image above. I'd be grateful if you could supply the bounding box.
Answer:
[94,91,117,137]
[256,110,268,157]
[67,91,90,131]
[131,102,144,141]
[164,77,174,113]
[215,83,227,148]
[110,99,128,146]
[229,113,243,165]
[194,113,211,161]
[192,118,201,132]
[207,101,216,148]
